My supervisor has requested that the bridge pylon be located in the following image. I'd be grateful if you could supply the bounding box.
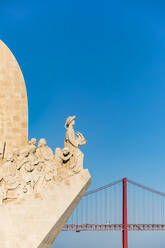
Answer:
[122,178,128,248]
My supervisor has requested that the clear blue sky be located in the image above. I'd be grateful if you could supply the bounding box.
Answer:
[1,0,165,247]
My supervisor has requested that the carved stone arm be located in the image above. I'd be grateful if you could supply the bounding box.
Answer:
[67,131,79,147]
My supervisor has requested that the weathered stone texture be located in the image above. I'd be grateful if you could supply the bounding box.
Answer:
[0,169,91,248]
[0,42,91,248]
[0,41,28,156]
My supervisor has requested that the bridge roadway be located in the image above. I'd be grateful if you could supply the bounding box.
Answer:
[63,224,165,232]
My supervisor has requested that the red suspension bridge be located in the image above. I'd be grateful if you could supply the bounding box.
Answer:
[63,178,165,248]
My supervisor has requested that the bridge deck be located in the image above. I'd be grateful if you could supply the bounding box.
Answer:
[63,224,165,231]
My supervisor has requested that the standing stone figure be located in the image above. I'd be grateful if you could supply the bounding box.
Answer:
[64,116,86,172]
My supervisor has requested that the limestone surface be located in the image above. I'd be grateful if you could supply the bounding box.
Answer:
[0,169,91,248]
[0,42,91,247]
[0,118,91,247]
[0,41,28,157]
[0,116,88,205]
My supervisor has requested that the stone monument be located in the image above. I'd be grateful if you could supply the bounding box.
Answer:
[0,41,28,157]
[0,41,91,248]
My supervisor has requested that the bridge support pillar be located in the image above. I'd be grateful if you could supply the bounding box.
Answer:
[122,178,128,248]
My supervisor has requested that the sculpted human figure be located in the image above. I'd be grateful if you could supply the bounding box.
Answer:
[0,115,87,204]
[54,147,74,180]
[26,138,39,168]
[14,148,34,194]
[16,148,29,171]
[0,153,21,201]
[1,154,16,180]
[27,138,37,153]
[35,139,56,188]
[54,147,73,167]
[64,116,86,171]
[36,138,53,163]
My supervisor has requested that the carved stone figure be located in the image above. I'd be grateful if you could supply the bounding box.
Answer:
[16,148,29,170]
[64,115,86,171]
[18,146,38,194]
[2,153,16,180]
[55,147,74,180]
[44,162,57,183]
[0,117,86,204]
[54,147,73,167]
[36,138,53,162]
[0,153,20,202]
[27,138,37,154]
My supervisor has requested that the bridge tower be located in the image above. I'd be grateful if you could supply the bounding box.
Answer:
[122,178,128,248]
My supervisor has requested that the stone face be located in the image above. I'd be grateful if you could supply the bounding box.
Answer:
[0,41,28,157]
[0,169,91,248]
